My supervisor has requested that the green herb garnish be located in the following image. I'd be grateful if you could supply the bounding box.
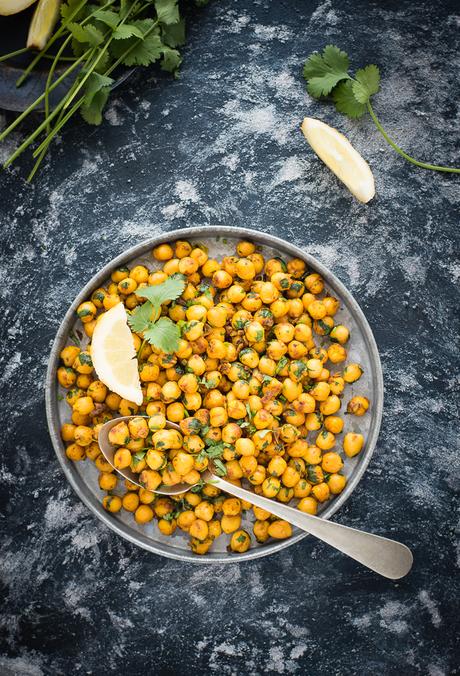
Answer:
[303,45,460,174]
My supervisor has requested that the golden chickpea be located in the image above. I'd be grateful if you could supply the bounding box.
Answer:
[189,519,209,541]
[134,505,154,524]
[236,240,256,257]
[343,432,364,458]
[347,395,370,416]
[108,421,130,446]
[316,430,336,450]
[307,300,327,320]
[262,476,281,498]
[122,492,140,512]
[60,345,81,367]
[306,358,323,379]
[77,301,97,324]
[74,425,93,447]
[221,514,242,534]
[321,452,343,474]
[235,257,256,280]
[328,344,347,364]
[267,455,287,477]
[212,269,233,289]
[319,394,341,416]
[310,381,331,402]
[102,495,122,513]
[293,479,312,498]
[297,496,318,514]
[61,423,76,442]
[248,465,266,485]
[113,447,132,470]
[253,520,270,543]
[99,472,117,491]
[177,510,196,531]
[139,488,155,504]
[312,482,330,502]
[57,366,77,389]
[322,296,340,316]
[209,406,228,427]
[172,451,195,476]
[153,243,174,261]
[324,415,344,434]
[66,443,86,461]
[91,287,107,308]
[282,466,300,488]
[230,530,251,553]
[268,520,292,539]
[193,501,214,522]
[175,240,192,258]
[330,325,349,344]
[328,473,347,494]
[328,374,345,395]
[304,412,323,432]
[139,469,162,491]
[118,277,137,295]
[343,363,364,383]
[292,393,316,414]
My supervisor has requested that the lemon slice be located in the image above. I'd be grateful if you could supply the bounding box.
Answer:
[0,0,37,15]
[27,0,61,50]
[91,302,143,406]
[301,117,375,203]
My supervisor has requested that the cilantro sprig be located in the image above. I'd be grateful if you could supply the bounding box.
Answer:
[303,45,460,174]
[127,273,186,354]
[0,0,206,181]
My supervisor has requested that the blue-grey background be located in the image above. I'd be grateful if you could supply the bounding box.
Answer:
[1,0,459,674]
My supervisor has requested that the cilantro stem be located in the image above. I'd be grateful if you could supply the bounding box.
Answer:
[32,96,85,158]
[367,101,460,174]
[0,47,92,145]
[0,47,30,63]
[15,0,88,87]
[137,338,147,359]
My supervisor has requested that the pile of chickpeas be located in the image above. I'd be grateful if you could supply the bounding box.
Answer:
[57,238,370,555]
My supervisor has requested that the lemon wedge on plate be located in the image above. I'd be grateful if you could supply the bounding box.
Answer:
[301,117,375,203]
[91,302,143,406]
[27,0,61,50]
[0,0,37,15]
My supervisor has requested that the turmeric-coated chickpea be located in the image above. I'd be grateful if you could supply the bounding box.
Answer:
[324,415,344,434]
[61,423,76,442]
[102,495,122,513]
[316,430,336,450]
[236,240,256,257]
[253,520,270,543]
[305,412,323,432]
[319,394,341,416]
[235,438,256,457]
[208,520,222,540]
[60,345,81,367]
[239,455,258,477]
[262,476,281,498]
[189,518,209,541]
[153,243,174,261]
[293,479,312,498]
[66,443,86,461]
[221,514,242,534]
[306,358,323,379]
[212,270,233,289]
[135,504,154,524]
[248,465,266,485]
[122,492,140,512]
[236,257,256,280]
[57,366,77,389]
[328,374,345,395]
[268,520,292,539]
[77,301,97,324]
[310,381,331,402]
[343,363,363,383]
[74,425,93,447]
[114,447,132,470]
[328,473,347,494]
[175,240,192,258]
[330,325,350,344]
[118,277,137,295]
[172,451,195,476]
[297,496,318,514]
[267,455,287,477]
[343,432,364,458]
[322,296,340,316]
[139,488,155,504]
[194,501,215,522]
[99,472,117,491]
[321,452,344,474]
[108,421,130,446]
[304,272,324,294]
[177,510,196,531]
[307,300,327,320]
[347,395,370,416]
[328,344,347,364]
[139,469,162,491]
[312,482,330,502]
[95,454,114,473]
[282,466,300,488]
[128,417,149,440]
[230,529,251,552]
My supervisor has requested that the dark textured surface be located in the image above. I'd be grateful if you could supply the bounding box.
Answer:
[1,1,459,674]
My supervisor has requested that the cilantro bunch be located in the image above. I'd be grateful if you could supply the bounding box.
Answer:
[303,45,459,174]
[127,272,186,353]
[0,0,204,181]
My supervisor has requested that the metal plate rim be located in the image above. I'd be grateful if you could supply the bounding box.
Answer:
[45,225,384,564]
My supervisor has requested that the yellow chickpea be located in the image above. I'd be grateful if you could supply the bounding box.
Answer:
[324,415,344,434]
[253,520,270,543]
[57,366,77,389]
[328,344,347,364]
[102,495,122,513]
[267,520,292,539]
[230,530,251,553]
[307,300,327,320]
[114,447,132,470]
[189,519,209,541]
[153,243,174,261]
[316,430,336,450]
[328,473,347,494]
[310,381,331,402]
[175,240,192,258]
[319,394,341,416]
[343,432,364,458]
[221,514,242,534]
[99,472,117,491]
[65,443,86,461]
[177,510,196,531]
[235,438,256,456]
[321,452,344,474]
[139,469,162,491]
[60,345,81,367]
[312,482,330,502]
[330,325,350,344]
[323,296,340,316]
[293,479,312,498]
[236,240,256,256]
[61,423,76,442]
[328,374,345,395]
[282,466,300,488]
[134,505,154,524]
[343,363,364,383]
[212,270,233,289]
[347,396,370,416]
[262,476,281,498]
[122,492,140,512]
[77,301,97,324]
[139,488,155,504]
[297,496,318,514]
[74,425,93,447]
[306,358,323,379]
[267,455,287,477]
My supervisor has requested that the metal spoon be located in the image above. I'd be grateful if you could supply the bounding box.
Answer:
[98,416,413,579]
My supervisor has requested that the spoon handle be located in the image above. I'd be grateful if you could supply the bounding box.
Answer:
[211,475,413,579]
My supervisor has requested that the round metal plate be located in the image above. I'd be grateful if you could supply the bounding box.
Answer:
[45,225,384,563]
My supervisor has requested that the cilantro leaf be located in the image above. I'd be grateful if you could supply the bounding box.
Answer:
[213,459,227,477]
[143,316,181,353]
[135,274,186,312]
[68,22,104,47]
[155,0,180,25]
[303,44,350,98]
[92,9,119,28]
[110,19,163,66]
[332,80,367,118]
[352,65,380,104]
[113,24,145,40]
[83,72,114,107]
[161,18,186,47]
[80,87,110,125]
[127,301,154,334]
[161,46,182,73]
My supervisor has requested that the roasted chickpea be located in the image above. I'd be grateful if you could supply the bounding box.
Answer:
[343,432,364,458]
[102,495,122,513]
[268,520,292,539]
[343,363,364,383]
[328,473,347,494]
[347,395,370,416]
[297,496,318,514]
[230,529,251,552]
[328,344,347,364]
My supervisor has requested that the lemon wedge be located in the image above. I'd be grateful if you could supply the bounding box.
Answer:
[91,302,143,406]
[0,0,37,15]
[301,117,375,203]
[27,0,61,50]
